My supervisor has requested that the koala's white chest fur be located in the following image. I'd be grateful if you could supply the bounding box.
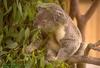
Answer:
[55,25,65,41]
[47,24,65,51]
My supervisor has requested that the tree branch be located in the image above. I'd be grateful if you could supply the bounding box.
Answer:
[69,0,80,20]
[83,0,100,23]
[69,0,100,68]
[69,55,100,66]
[69,0,99,24]
[84,40,100,56]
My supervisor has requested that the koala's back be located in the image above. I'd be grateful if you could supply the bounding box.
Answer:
[64,17,82,42]
[56,16,82,60]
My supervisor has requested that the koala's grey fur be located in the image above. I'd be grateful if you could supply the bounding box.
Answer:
[35,3,82,62]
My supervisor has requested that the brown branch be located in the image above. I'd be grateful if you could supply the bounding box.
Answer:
[69,55,100,66]
[69,0,99,24]
[83,0,100,23]
[93,40,100,47]
[92,47,100,51]
[84,40,100,56]
[69,0,100,68]
[69,0,80,20]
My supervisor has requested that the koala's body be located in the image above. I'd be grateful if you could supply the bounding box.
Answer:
[35,3,82,61]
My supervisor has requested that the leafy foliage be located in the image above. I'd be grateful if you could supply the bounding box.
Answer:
[0,0,69,68]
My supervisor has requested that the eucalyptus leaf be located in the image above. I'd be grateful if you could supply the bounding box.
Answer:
[12,2,17,22]
[40,55,45,68]
[0,13,3,23]
[3,0,8,10]
[6,42,18,49]
[23,5,28,21]
[6,39,13,45]
[10,64,21,68]
[46,63,54,68]
[61,63,66,68]
[14,9,21,23]
[0,51,8,56]
[4,6,12,16]
[0,46,2,51]
[0,34,3,44]
[7,54,13,62]
[25,27,30,40]
[27,7,36,21]
[0,0,70,67]
[17,2,23,17]
[32,29,41,41]
[16,28,25,42]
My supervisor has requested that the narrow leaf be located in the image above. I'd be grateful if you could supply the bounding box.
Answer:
[0,13,3,23]
[0,51,8,56]
[0,34,3,44]
[0,46,2,51]
[6,42,18,49]
[25,27,30,40]
[16,28,25,42]
[46,63,54,68]
[4,6,12,16]
[3,0,8,10]
[12,2,17,21]
[17,2,23,17]
[40,56,45,68]
[14,9,21,23]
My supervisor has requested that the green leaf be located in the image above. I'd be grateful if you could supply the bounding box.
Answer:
[23,5,28,21]
[11,63,21,68]
[16,28,25,42]
[7,54,13,62]
[27,6,36,21]
[25,27,30,40]
[4,6,12,16]
[46,63,54,68]
[27,8,33,21]
[61,63,66,68]
[0,51,8,56]
[12,4,23,24]
[6,42,18,49]
[12,2,17,21]
[3,0,8,10]
[0,13,3,23]
[6,39,13,45]
[0,46,2,51]
[31,29,41,41]
[17,2,23,17]
[0,34,3,44]
[40,56,45,68]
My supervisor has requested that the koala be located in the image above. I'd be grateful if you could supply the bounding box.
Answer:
[34,3,82,62]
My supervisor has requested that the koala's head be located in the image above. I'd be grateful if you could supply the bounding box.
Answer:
[34,3,67,32]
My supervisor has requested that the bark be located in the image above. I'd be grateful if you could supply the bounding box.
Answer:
[69,55,100,66]
[68,40,100,66]
[85,40,100,56]
[69,0,100,68]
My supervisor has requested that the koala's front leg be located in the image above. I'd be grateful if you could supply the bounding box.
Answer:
[46,37,60,61]
[46,49,57,61]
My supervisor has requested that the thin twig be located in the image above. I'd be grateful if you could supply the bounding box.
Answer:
[84,40,100,56]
